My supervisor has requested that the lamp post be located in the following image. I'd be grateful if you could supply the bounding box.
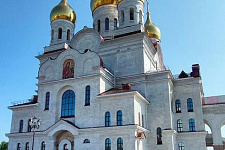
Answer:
[29,116,41,150]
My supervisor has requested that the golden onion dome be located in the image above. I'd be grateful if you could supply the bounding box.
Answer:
[118,0,144,4]
[50,0,76,24]
[90,0,117,12]
[144,12,161,40]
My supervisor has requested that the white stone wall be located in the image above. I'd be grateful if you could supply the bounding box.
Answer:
[173,77,205,132]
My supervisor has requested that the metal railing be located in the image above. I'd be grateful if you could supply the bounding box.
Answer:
[11,99,32,106]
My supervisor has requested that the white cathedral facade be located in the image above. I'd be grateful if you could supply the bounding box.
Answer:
[6,0,225,150]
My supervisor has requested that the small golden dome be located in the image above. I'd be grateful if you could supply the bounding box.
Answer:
[90,0,117,12]
[144,12,161,40]
[50,0,76,24]
[118,0,144,4]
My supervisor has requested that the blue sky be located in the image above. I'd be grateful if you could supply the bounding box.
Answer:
[0,0,225,145]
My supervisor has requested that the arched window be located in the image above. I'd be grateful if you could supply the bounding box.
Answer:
[117,137,123,150]
[177,119,183,132]
[51,30,54,41]
[97,19,101,32]
[25,142,29,150]
[121,10,125,23]
[178,142,185,150]
[41,141,46,150]
[130,8,134,20]
[105,18,109,30]
[139,10,142,23]
[58,28,62,39]
[105,138,111,150]
[189,118,196,132]
[85,85,90,106]
[175,99,181,113]
[187,98,193,112]
[117,110,123,126]
[63,144,68,150]
[45,92,50,110]
[17,143,21,150]
[19,120,23,133]
[105,112,111,127]
[83,139,90,143]
[27,119,31,132]
[114,18,117,30]
[157,127,162,145]
[67,29,70,40]
[63,59,74,79]
[61,90,75,117]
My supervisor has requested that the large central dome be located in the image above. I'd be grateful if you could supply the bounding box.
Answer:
[90,0,117,12]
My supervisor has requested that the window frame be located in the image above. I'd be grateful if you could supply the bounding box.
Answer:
[157,127,162,145]
[51,30,54,41]
[83,139,90,144]
[61,90,75,117]
[67,29,70,41]
[189,118,196,132]
[121,10,125,23]
[114,18,117,30]
[105,138,111,150]
[177,119,183,132]
[27,119,31,132]
[117,110,123,126]
[187,98,194,112]
[19,120,23,133]
[105,18,109,31]
[178,142,185,150]
[25,142,29,150]
[85,85,91,106]
[45,92,50,110]
[58,28,62,39]
[17,143,21,150]
[105,112,111,127]
[175,99,181,113]
[117,137,123,150]
[97,20,101,32]
[130,8,134,20]
[41,141,46,150]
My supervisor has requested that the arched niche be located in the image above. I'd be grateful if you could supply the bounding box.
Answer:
[205,124,212,134]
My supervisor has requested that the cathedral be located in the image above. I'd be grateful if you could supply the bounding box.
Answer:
[6,0,225,150]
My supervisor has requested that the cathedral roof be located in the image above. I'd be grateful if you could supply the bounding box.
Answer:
[98,88,133,96]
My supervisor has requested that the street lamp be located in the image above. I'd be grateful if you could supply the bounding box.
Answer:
[29,116,41,150]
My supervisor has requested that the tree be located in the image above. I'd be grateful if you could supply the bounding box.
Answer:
[0,141,8,150]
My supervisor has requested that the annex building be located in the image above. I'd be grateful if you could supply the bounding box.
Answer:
[6,0,225,150]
